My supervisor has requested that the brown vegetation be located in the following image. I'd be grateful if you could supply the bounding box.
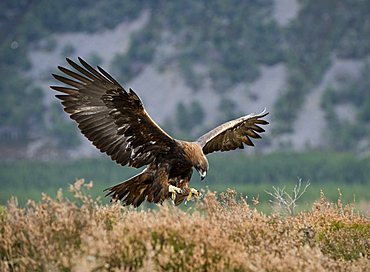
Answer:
[0,180,369,271]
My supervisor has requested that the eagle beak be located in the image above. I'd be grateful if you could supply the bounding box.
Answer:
[199,170,207,181]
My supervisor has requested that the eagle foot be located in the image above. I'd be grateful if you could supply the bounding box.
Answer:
[185,188,200,205]
[168,185,182,200]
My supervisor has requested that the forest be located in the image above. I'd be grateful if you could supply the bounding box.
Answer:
[1,0,370,150]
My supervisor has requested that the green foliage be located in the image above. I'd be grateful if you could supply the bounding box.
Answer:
[0,70,44,141]
[274,0,370,133]
[2,0,370,149]
[0,157,137,204]
[175,101,205,133]
[273,71,310,134]
[317,221,370,261]
[218,96,242,122]
[20,1,144,35]
[86,52,103,67]
[177,59,203,91]
[1,152,369,205]
[60,44,75,57]
[321,63,370,151]
[111,25,158,82]
[112,0,282,90]
[153,0,282,91]
[207,151,370,185]
[47,103,80,148]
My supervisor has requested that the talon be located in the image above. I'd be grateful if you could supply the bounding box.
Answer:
[187,188,200,202]
[169,185,182,200]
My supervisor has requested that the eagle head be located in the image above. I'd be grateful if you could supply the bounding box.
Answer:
[192,144,209,181]
[195,158,209,181]
[181,141,209,181]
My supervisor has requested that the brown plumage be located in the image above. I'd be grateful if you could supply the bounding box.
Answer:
[51,57,269,207]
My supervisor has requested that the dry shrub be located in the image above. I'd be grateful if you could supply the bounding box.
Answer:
[0,180,369,271]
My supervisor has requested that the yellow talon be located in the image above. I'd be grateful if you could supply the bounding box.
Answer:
[169,185,182,200]
[187,188,200,202]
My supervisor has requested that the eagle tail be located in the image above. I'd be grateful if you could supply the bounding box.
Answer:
[104,171,154,207]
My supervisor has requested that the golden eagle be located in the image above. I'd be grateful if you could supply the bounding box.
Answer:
[51,58,269,207]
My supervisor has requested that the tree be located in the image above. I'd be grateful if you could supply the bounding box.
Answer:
[0,70,44,142]
[175,101,205,133]
[47,103,80,148]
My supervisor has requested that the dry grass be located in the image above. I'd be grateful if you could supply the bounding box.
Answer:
[0,180,369,272]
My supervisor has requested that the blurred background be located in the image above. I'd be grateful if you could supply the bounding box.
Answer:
[1,0,369,210]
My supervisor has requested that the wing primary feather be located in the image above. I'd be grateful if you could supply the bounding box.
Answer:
[246,130,261,139]
[50,86,78,95]
[52,74,85,88]
[66,58,100,81]
[58,66,92,84]
[255,119,269,125]
[97,66,121,86]
[55,94,79,101]
[243,136,254,146]
[78,57,107,81]
[250,124,265,133]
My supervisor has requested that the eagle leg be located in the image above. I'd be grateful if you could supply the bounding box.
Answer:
[168,185,182,201]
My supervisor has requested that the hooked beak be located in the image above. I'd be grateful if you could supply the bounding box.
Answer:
[199,170,207,181]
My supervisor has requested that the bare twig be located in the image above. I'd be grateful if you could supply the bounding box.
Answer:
[266,178,310,216]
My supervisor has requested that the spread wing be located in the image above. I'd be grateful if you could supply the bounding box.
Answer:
[196,109,269,154]
[51,57,176,168]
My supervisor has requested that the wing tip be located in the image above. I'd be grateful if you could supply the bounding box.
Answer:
[78,56,90,68]
[258,108,269,117]
[65,57,76,66]
[50,85,59,91]
[51,73,60,81]
[57,65,68,73]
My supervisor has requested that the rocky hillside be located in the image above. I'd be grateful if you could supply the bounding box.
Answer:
[1,0,370,158]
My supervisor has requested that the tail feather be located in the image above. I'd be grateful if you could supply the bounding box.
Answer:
[104,171,153,207]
